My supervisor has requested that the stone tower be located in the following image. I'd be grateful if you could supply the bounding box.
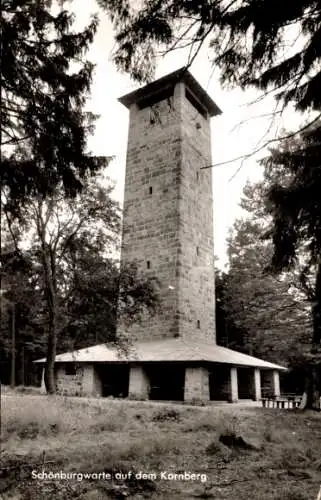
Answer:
[118,68,221,343]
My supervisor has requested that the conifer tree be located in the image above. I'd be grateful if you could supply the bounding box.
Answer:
[1,0,105,209]
[99,0,321,119]
[264,123,321,409]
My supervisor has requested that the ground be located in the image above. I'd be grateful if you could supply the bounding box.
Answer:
[1,389,321,499]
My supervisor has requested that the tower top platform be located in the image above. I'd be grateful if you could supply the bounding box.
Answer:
[118,67,222,117]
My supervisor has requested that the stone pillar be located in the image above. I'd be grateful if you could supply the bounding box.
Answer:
[272,370,280,397]
[229,367,238,402]
[128,364,150,400]
[184,366,210,403]
[253,368,261,401]
[82,364,102,397]
[261,369,280,398]
[93,367,103,397]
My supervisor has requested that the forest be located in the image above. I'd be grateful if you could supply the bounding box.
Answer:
[1,0,320,409]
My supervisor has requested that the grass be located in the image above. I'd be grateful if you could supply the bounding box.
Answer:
[1,393,321,499]
[1,384,41,395]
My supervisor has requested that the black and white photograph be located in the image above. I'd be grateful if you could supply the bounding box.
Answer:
[1,0,321,498]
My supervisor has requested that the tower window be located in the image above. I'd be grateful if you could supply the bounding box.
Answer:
[196,171,199,182]
[150,106,162,125]
[147,260,151,269]
[149,186,153,195]
[197,320,201,329]
[196,246,199,256]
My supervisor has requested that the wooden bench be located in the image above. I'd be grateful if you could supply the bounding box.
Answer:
[261,394,302,409]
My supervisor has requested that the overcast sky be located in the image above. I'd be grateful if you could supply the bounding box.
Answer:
[71,0,307,269]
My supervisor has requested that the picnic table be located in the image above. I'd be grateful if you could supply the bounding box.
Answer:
[261,393,302,409]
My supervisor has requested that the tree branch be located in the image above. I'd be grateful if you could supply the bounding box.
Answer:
[230,111,283,134]
[199,112,321,176]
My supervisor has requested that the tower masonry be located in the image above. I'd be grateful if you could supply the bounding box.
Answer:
[118,68,221,343]
[37,72,286,403]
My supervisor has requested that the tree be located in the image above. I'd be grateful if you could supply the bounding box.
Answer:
[0,242,47,386]
[0,238,159,389]
[222,216,311,366]
[214,179,314,400]
[1,0,105,208]
[264,123,321,409]
[58,257,160,353]
[215,268,245,352]
[99,0,321,120]
[2,172,159,393]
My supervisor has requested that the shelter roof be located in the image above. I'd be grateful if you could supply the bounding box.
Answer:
[35,338,286,370]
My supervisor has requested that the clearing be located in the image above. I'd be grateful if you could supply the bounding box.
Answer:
[1,392,321,499]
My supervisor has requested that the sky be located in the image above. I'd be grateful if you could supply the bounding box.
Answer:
[71,0,307,269]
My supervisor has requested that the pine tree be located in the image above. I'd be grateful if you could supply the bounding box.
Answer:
[99,0,321,118]
[263,123,321,409]
[1,0,105,209]
[223,216,311,366]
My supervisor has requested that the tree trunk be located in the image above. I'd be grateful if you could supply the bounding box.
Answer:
[302,263,321,410]
[38,209,58,395]
[312,262,321,347]
[302,362,321,411]
[43,258,58,394]
[21,346,25,386]
[44,320,57,394]
[10,303,15,388]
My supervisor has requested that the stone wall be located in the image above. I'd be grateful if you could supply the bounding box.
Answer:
[118,77,216,342]
[54,363,102,397]
[119,92,181,340]
[178,83,216,341]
